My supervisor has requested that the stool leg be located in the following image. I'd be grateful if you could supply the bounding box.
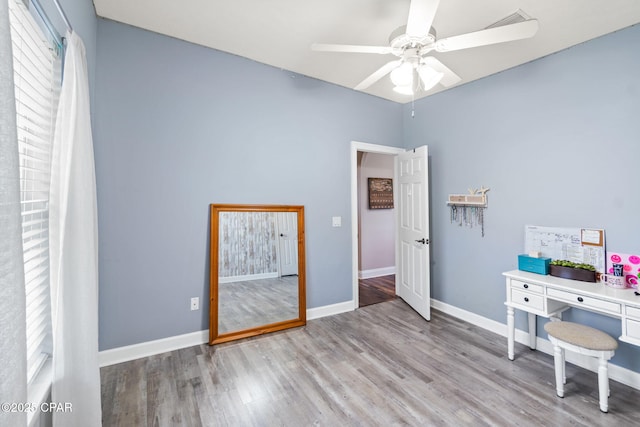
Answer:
[561,348,566,384]
[598,356,609,413]
[553,344,564,398]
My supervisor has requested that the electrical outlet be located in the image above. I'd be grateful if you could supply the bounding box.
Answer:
[190,297,199,311]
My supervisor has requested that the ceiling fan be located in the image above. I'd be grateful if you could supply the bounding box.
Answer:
[311,0,539,95]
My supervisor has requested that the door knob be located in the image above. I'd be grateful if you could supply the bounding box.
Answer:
[415,238,429,244]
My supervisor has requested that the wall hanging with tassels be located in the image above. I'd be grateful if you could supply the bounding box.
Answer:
[447,186,490,237]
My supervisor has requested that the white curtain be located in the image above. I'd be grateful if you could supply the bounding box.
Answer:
[49,30,101,426]
[0,1,28,426]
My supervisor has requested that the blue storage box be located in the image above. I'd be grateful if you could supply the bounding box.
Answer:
[518,254,551,275]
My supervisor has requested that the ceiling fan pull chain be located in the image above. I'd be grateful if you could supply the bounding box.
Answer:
[411,89,416,118]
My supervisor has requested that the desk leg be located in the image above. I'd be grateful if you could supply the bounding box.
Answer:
[528,312,537,350]
[507,306,515,360]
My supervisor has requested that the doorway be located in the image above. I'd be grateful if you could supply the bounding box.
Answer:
[350,141,404,309]
[356,151,396,307]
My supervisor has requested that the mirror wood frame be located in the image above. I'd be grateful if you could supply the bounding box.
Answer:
[209,204,306,345]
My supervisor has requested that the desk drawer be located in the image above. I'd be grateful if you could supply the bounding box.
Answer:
[626,305,640,320]
[626,319,640,340]
[510,288,544,311]
[547,288,621,315]
[510,280,543,294]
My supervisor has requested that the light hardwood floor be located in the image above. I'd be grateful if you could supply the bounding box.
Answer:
[101,299,640,426]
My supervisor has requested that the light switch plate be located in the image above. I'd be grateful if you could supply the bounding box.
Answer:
[332,216,342,227]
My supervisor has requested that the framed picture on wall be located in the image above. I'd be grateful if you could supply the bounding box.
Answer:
[368,178,393,209]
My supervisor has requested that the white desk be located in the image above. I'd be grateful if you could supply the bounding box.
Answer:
[504,270,640,360]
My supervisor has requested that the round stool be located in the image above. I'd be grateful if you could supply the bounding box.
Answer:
[544,321,618,412]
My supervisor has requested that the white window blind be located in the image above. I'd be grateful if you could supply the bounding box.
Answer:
[8,0,61,383]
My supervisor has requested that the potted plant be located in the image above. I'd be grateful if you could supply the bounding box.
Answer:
[549,260,597,282]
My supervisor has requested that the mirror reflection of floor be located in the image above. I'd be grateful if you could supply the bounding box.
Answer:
[218,275,299,334]
[359,274,396,307]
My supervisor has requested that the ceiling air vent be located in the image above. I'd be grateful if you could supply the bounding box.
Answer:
[486,9,532,29]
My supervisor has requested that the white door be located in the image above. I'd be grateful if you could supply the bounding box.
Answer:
[277,212,298,276]
[396,146,431,320]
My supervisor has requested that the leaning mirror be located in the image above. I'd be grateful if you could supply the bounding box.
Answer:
[209,204,306,344]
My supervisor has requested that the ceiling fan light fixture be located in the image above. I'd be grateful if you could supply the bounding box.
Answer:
[390,62,414,87]
[393,85,414,96]
[417,65,444,91]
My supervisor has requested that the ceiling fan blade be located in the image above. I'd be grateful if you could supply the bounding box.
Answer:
[435,19,539,52]
[406,0,440,38]
[421,57,461,87]
[354,60,401,91]
[311,43,393,55]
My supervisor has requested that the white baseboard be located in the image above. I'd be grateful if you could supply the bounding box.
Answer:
[307,300,355,320]
[99,301,356,367]
[99,330,209,367]
[359,267,395,279]
[432,299,640,391]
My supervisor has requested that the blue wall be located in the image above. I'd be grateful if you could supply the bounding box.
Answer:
[404,24,640,370]
[93,19,403,350]
[92,10,640,373]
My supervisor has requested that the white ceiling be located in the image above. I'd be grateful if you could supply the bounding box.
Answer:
[93,0,640,104]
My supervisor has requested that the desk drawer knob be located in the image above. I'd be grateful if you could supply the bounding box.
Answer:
[524,284,529,289]
[577,297,584,302]
[524,297,529,302]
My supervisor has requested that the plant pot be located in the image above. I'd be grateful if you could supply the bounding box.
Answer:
[549,265,597,282]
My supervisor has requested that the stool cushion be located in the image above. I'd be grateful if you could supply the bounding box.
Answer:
[544,321,618,351]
